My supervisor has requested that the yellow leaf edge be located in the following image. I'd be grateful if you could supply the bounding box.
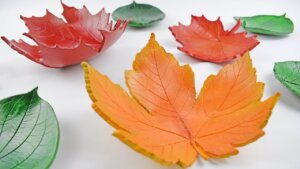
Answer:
[81,62,191,168]
[81,62,123,131]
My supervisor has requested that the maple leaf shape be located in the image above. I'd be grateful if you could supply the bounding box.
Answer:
[169,15,260,63]
[82,33,280,168]
[1,2,128,68]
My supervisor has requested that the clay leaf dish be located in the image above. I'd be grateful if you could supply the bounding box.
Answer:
[169,15,259,63]
[1,2,128,68]
[235,14,294,36]
[0,88,59,169]
[112,1,165,28]
[82,33,280,168]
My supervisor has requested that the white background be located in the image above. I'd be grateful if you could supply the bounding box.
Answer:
[0,0,300,169]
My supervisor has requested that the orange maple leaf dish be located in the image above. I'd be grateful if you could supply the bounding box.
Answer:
[82,33,280,168]
[169,15,259,63]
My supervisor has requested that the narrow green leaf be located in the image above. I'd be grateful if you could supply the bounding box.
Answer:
[0,88,60,169]
[234,14,294,35]
[274,61,300,97]
[112,1,165,27]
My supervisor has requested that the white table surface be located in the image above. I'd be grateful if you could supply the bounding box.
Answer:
[0,0,300,169]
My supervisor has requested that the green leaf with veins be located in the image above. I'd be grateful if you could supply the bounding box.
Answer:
[112,1,165,28]
[274,61,300,97]
[0,88,60,169]
[234,14,294,36]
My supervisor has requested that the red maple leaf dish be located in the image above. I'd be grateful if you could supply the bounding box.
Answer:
[1,2,128,68]
[169,15,259,63]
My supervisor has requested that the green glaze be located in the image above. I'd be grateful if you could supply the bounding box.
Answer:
[0,88,60,169]
[235,14,294,36]
[274,61,300,97]
[112,1,165,27]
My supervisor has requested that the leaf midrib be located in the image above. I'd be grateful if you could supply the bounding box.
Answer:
[151,47,193,140]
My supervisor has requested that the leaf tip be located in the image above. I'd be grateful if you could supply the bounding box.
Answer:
[150,33,156,41]
[81,61,90,73]
[146,33,160,47]
[29,87,39,95]
[20,15,24,20]
[1,36,9,43]
[274,92,281,101]
[45,9,51,15]
[81,61,89,67]
[267,92,281,113]
[60,0,68,9]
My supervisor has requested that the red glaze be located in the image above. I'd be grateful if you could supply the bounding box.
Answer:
[169,15,259,63]
[2,2,128,68]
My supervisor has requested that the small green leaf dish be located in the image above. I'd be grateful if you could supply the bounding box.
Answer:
[112,1,165,28]
[235,14,294,36]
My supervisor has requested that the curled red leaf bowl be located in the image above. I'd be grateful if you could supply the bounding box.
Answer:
[2,2,128,68]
